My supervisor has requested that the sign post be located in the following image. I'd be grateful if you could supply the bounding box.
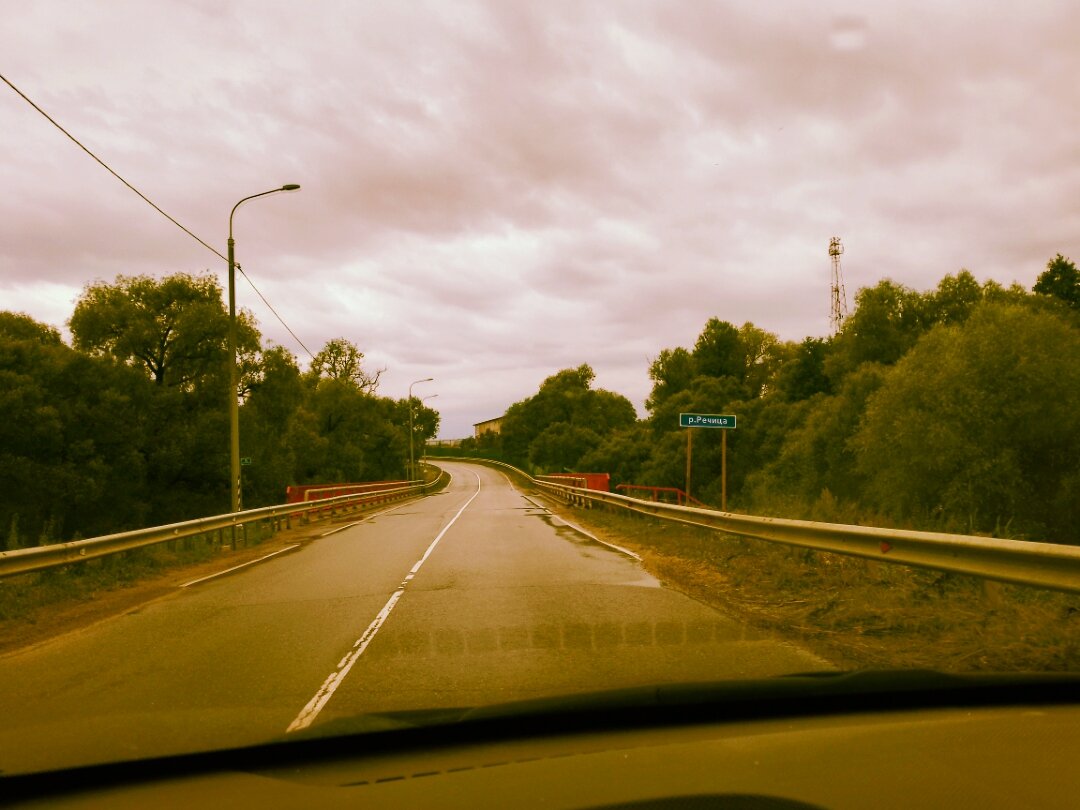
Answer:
[678,413,737,510]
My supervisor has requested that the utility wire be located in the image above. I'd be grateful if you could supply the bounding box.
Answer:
[1,70,315,360]
[235,263,315,359]
[1,71,227,262]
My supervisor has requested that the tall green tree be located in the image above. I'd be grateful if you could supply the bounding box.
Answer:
[308,337,384,393]
[240,347,306,506]
[0,314,151,545]
[853,302,1080,539]
[738,321,781,398]
[499,364,636,470]
[773,338,832,402]
[925,270,984,325]
[69,272,260,392]
[692,318,745,380]
[0,312,63,344]
[826,279,928,382]
[1033,253,1080,310]
[646,347,696,411]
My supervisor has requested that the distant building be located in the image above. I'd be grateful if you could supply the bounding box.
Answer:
[426,438,463,447]
[473,416,503,438]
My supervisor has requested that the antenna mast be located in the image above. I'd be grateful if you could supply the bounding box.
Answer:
[829,236,848,334]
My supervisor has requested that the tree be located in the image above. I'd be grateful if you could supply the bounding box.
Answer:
[308,338,384,393]
[925,270,984,325]
[0,314,152,545]
[853,302,1080,539]
[746,364,887,512]
[692,318,745,380]
[578,423,654,487]
[826,279,928,382]
[646,347,696,411]
[529,423,603,472]
[240,347,305,506]
[69,272,260,392]
[0,312,62,344]
[498,364,636,471]
[1033,253,1080,310]
[738,321,781,398]
[648,374,749,436]
[774,338,832,401]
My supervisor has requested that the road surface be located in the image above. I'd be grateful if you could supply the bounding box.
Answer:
[0,461,831,775]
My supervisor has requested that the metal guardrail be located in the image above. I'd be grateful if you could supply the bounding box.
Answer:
[615,483,708,508]
[535,474,589,506]
[436,457,1080,595]
[0,471,448,580]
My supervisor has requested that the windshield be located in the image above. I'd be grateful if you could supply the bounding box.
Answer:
[1,0,1078,778]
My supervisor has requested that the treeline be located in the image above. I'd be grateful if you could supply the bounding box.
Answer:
[445,256,1080,543]
[0,273,438,548]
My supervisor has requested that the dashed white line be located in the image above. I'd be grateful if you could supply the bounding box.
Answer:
[319,469,455,537]
[285,472,480,734]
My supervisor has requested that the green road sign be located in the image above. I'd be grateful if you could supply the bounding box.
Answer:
[679,413,736,429]
[240,457,253,466]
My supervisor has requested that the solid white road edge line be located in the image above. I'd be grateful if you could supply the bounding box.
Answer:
[518,491,643,563]
[285,471,480,734]
[179,545,301,588]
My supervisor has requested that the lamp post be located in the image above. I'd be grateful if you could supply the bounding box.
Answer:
[227,184,300,514]
[408,377,433,481]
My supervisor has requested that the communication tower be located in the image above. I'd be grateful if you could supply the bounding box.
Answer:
[828,236,849,334]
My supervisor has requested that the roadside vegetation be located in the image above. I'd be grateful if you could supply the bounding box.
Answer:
[546,504,1080,673]
[432,254,1080,546]
[1,273,438,549]
[0,524,295,653]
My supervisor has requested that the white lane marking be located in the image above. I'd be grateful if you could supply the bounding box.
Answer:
[318,469,454,537]
[521,494,643,562]
[285,472,480,734]
[319,498,427,537]
[559,519,642,561]
[179,545,301,588]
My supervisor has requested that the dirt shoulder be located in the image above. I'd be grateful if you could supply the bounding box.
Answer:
[534,492,1080,673]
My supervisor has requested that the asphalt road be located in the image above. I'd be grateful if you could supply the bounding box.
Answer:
[0,461,831,775]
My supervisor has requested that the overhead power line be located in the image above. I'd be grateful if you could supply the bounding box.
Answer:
[235,263,314,359]
[1,71,226,261]
[1,71,315,360]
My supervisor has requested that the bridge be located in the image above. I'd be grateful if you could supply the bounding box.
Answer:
[0,459,1078,774]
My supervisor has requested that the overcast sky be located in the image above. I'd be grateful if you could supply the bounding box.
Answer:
[3,1,1077,437]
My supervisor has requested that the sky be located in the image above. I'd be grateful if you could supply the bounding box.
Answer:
[2,1,1078,438]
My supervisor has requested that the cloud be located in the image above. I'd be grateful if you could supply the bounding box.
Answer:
[3,1,1079,437]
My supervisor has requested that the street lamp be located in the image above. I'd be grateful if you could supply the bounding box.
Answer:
[408,377,433,481]
[227,184,300,513]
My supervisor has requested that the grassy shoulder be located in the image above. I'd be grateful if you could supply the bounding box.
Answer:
[539,498,1080,672]
[0,523,317,655]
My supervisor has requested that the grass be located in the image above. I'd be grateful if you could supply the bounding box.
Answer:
[0,531,238,624]
[551,504,1080,672]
